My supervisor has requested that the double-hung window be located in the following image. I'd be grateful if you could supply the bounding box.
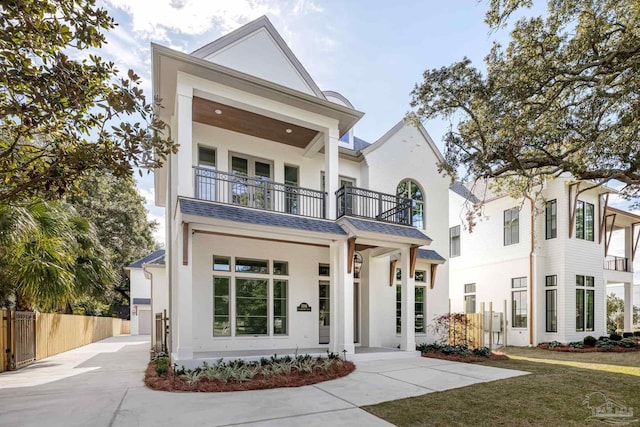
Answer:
[450,226,461,257]
[504,208,520,245]
[575,201,595,241]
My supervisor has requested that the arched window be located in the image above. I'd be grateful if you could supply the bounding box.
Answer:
[396,180,425,229]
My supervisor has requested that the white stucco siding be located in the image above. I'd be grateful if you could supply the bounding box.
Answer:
[204,28,316,96]
[193,123,361,192]
[129,268,151,335]
[190,233,330,352]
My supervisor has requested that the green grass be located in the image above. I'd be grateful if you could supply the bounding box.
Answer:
[363,347,640,426]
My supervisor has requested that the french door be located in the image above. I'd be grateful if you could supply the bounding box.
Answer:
[230,155,273,209]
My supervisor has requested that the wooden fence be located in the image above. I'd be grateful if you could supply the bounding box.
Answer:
[449,312,485,348]
[0,311,130,372]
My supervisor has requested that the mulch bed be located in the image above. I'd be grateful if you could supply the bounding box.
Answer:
[537,343,640,353]
[145,360,356,392]
[421,351,509,363]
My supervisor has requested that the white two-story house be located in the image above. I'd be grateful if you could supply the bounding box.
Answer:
[151,16,449,366]
[449,176,637,346]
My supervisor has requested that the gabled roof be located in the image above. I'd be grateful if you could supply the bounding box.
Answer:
[127,249,166,269]
[191,16,326,99]
[417,249,446,264]
[361,119,446,163]
[353,136,371,153]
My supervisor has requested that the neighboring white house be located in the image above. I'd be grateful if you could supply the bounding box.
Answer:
[151,16,450,367]
[449,176,638,346]
[125,249,165,336]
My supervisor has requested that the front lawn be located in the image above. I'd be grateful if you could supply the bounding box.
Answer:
[364,347,640,426]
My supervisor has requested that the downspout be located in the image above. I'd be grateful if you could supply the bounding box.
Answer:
[166,150,173,357]
[525,195,535,346]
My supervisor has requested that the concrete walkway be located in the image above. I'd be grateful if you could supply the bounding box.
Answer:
[0,336,528,427]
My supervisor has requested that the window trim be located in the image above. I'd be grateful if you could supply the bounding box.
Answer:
[504,208,520,246]
[576,275,595,332]
[511,277,527,329]
[546,289,557,333]
[396,179,426,230]
[395,268,428,334]
[464,283,476,314]
[575,200,595,241]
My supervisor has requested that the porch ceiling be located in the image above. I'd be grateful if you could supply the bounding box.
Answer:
[193,96,319,148]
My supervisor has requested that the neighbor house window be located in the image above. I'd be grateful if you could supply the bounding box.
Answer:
[213,277,230,337]
[504,208,520,245]
[575,201,595,241]
[450,225,461,257]
[545,200,557,239]
[395,269,427,334]
[511,277,527,328]
[464,283,476,313]
[396,179,425,229]
[576,275,595,331]
[545,275,557,332]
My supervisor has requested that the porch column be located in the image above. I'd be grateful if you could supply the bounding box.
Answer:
[625,226,633,272]
[400,247,416,351]
[176,79,194,198]
[324,128,339,220]
[175,223,193,360]
[329,239,354,354]
[624,282,633,332]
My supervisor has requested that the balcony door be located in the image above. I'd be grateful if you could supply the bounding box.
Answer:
[230,155,273,209]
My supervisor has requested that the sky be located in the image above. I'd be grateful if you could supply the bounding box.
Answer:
[97,0,638,298]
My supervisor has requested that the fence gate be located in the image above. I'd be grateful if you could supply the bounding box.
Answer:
[154,310,168,354]
[13,311,36,369]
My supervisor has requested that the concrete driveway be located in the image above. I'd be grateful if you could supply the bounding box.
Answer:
[0,336,527,427]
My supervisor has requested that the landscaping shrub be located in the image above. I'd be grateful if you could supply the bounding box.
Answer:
[154,356,169,376]
[634,331,640,338]
[569,341,584,349]
[548,341,562,349]
[416,343,442,353]
[598,336,610,341]
[472,346,491,357]
[610,333,623,341]
[619,338,636,348]
[622,332,633,338]
[596,340,614,349]
[583,336,596,347]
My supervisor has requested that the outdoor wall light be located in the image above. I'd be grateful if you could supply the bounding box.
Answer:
[353,252,363,279]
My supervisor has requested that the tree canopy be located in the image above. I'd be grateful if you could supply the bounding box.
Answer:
[0,0,176,203]
[411,0,640,201]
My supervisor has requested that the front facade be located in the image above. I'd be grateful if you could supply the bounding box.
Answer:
[152,17,449,366]
[449,177,638,346]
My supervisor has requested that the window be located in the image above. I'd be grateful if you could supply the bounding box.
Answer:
[213,256,230,271]
[450,226,461,257]
[576,275,595,331]
[464,283,476,313]
[396,180,425,229]
[545,275,557,333]
[511,277,527,328]
[395,268,427,334]
[235,278,268,335]
[545,200,557,239]
[235,258,268,274]
[415,270,426,283]
[319,281,330,344]
[318,263,330,276]
[284,165,299,214]
[198,146,216,169]
[575,201,595,241]
[273,280,287,335]
[213,277,230,336]
[504,208,520,245]
[273,261,288,275]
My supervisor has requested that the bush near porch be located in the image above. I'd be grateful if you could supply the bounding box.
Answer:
[145,352,355,392]
[538,333,640,352]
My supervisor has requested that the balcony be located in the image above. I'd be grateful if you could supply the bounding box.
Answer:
[336,185,413,226]
[194,167,326,219]
[604,256,629,272]
[193,167,414,227]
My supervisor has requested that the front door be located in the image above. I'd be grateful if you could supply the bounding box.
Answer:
[230,155,273,209]
[319,281,330,344]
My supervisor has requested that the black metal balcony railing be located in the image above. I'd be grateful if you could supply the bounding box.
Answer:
[604,256,629,272]
[194,167,326,219]
[336,185,413,226]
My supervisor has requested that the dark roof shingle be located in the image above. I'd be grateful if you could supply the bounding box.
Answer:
[417,249,446,262]
[450,181,481,204]
[340,217,432,241]
[179,198,347,235]
[128,249,166,269]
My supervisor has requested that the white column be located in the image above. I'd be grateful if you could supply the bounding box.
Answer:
[329,241,340,353]
[339,240,355,354]
[324,128,339,220]
[400,247,416,351]
[175,224,193,360]
[625,226,633,272]
[624,282,633,332]
[176,83,193,198]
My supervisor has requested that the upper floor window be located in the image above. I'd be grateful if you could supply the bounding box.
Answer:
[450,226,461,257]
[198,146,216,169]
[575,201,595,241]
[545,199,557,239]
[396,179,425,229]
[504,208,520,246]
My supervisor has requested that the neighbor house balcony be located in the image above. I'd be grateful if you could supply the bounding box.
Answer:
[604,256,630,272]
[193,167,413,226]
